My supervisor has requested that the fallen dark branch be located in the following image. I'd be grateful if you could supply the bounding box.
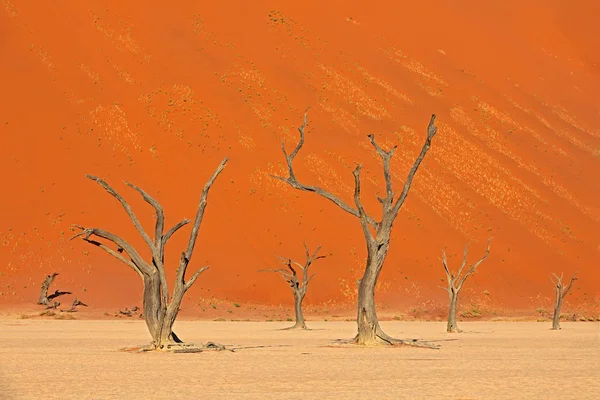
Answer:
[47,290,72,302]
[118,306,140,317]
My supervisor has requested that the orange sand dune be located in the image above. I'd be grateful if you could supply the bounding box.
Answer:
[1,1,599,316]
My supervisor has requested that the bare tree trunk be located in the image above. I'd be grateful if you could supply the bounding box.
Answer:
[356,272,379,344]
[38,273,58,305]
[142,273,163,345]
[38,272,72,307]
[293,291,307,330]
[447,290,459,333]
[355,249,388,344]
[552,294,562,330]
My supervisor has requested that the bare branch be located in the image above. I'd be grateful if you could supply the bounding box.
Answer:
[549,273,560,287]
[441,251,452,284]
[47,290,72,302]
[303,241,310,263]
[290,260,306,270]
[272,108,379,228]
[184,266,209,292]
[82,238,144,279]
[165,158,227,314]
[457,238,492,291]
[368,134,396,204]
[71,225,151,276]
[561,273,578,299]
[183,158,228,261]
[353,165,375,243]
[305,273,317,286]
[289,106,310,161]
[86,175,155,251]
[162,219,191,247]
[259,268,293,278]
[124,181,164,246]
[455,242,471,280]
[392,114,438,215]
[284,259,298,279]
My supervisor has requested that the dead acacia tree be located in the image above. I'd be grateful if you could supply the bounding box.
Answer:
[38,272,71,307]
[259,243,326,330]
[273,109,438,346]
[549,272,577,330]
[440,239,492,333]
[64,298,88,313]
[71,158,228,351]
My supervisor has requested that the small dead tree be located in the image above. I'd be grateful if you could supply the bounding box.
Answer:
[549,273,577,330]
[259,243,326,330]
[119,306,140,317]
[71,158,228,351]
[440,239,492,333]
[64,298,88,313]
[38,272,71,306]
[273,109,438,347]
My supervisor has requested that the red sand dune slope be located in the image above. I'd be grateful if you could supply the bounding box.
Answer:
[1,0,599,314]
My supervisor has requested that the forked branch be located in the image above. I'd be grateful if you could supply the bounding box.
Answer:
[550,272,578,300]
[85,175,155,251]
[124,181,165,247]
[392,114,438,215]
[441,238,492,293]
[272,109,378,228]
[368,134,396,206]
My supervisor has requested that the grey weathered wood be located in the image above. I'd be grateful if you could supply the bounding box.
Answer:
[273,110,438,346]
[259,243,326,330]
[64,298,88,313]
[38,273,71,305]
[549,272,577,330]
[440,239,492,333]
[71,158,228,350]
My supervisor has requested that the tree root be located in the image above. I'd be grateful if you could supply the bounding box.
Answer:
[279,324,309,331]
[331,332,440,349]
[119,341,234,353]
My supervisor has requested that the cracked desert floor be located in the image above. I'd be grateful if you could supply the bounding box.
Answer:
[1,320,599,399]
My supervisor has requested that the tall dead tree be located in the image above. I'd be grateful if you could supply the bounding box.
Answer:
[71,158,227,351]
[440,239,492,333]
[260,243,326,330]
[549,272,577,330]
[273,109,438,346]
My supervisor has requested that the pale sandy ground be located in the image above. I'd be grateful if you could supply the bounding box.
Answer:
[0,320,599,400]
